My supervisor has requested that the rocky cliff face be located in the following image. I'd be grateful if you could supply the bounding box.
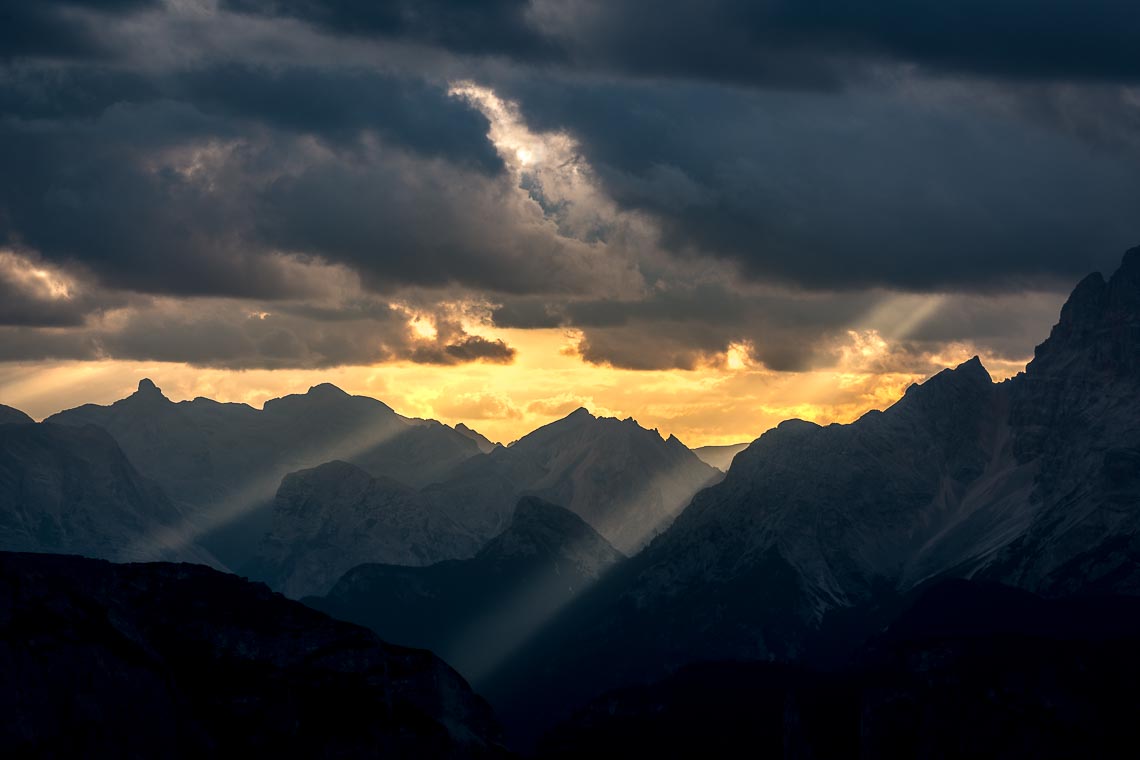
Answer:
[426,410,722,555]
[0,423,215,565]
[0,552,507,758]
[486,247,1140,740]
[251,460,482,598]
[978,246,1140,594]
[311,497,624,683]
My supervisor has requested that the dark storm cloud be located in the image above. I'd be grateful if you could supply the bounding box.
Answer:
[252,152,632,296]
[222,0,1140,86]
[504,78,1140,291]
[0,0,159,59]
[174,64,502,171]
[1,0,1136,375]
[581,0,1140,85]
[0,62,517,298]
[222,0,561,61]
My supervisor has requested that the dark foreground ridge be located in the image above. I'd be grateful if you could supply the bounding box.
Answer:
[0,552,508,758]
[537,580,1140,759]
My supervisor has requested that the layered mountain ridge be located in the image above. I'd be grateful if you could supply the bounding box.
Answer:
[309,496,624,682]
[251,460,481,598]
[423,408,722,555]
[0,423,216,566]
[485,247,1140,741]
[46,380,486,567]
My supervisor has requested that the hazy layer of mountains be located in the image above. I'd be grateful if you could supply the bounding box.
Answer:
[3,381,718,598]
[308,497,624,681]
[45,380,485,568]
[692,442,750,472]
[0,422,216,566]
[1,247,1139,755]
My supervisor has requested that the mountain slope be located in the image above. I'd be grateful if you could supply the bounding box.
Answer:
[537,580,1140,759]
[46,381,482,567]
[250,460,481,598]
[0,403,33,426]
[486,246,1140,740]
[0,552,506,757]
[425,410,721,554]
[0,423,215,565]
[454,422,500,453]
[310,497,624,683]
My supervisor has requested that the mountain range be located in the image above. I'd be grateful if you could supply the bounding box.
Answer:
[482,247,1140,742]
[248,407,716,597]
[1,247,1138,755]
[45,381,485,568]
[4,383,718,599]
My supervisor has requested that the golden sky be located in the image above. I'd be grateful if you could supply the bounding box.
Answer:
[0,324,1033,448]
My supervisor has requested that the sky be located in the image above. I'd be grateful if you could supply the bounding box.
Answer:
[1,1,1137,445]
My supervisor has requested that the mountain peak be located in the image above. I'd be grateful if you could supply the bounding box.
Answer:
[306,382,348,398]
[1028,246,1140,376]
[130,378,168,403]
[953,355,991,380]
[478,496,623,570]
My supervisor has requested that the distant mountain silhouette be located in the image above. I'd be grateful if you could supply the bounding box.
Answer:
[424,409,722,554]
[0,552,507,757]
[537,580,1140,759]
[308,497,624,681]
[0,403,33,426]
[454,422,500,452]
[485,247,1140,742]
[0,423,216,565]
[47,382,483,568]
[250,460,480,598]
[692,442,750,472]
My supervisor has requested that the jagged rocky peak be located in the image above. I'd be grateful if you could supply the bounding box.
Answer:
[906,356,992,394]
[1030,246,1140,375]
[454,422,499,452]
[130,377,169,402]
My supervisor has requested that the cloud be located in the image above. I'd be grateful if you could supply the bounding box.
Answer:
[0,295,519,370]
[434,390,523,420]
[0,250,119,326]
[0,0,159,60]
[0,0,1132,390]
[504,78,1140,291]
[223,0,1140,86]
[222,0,562,61]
